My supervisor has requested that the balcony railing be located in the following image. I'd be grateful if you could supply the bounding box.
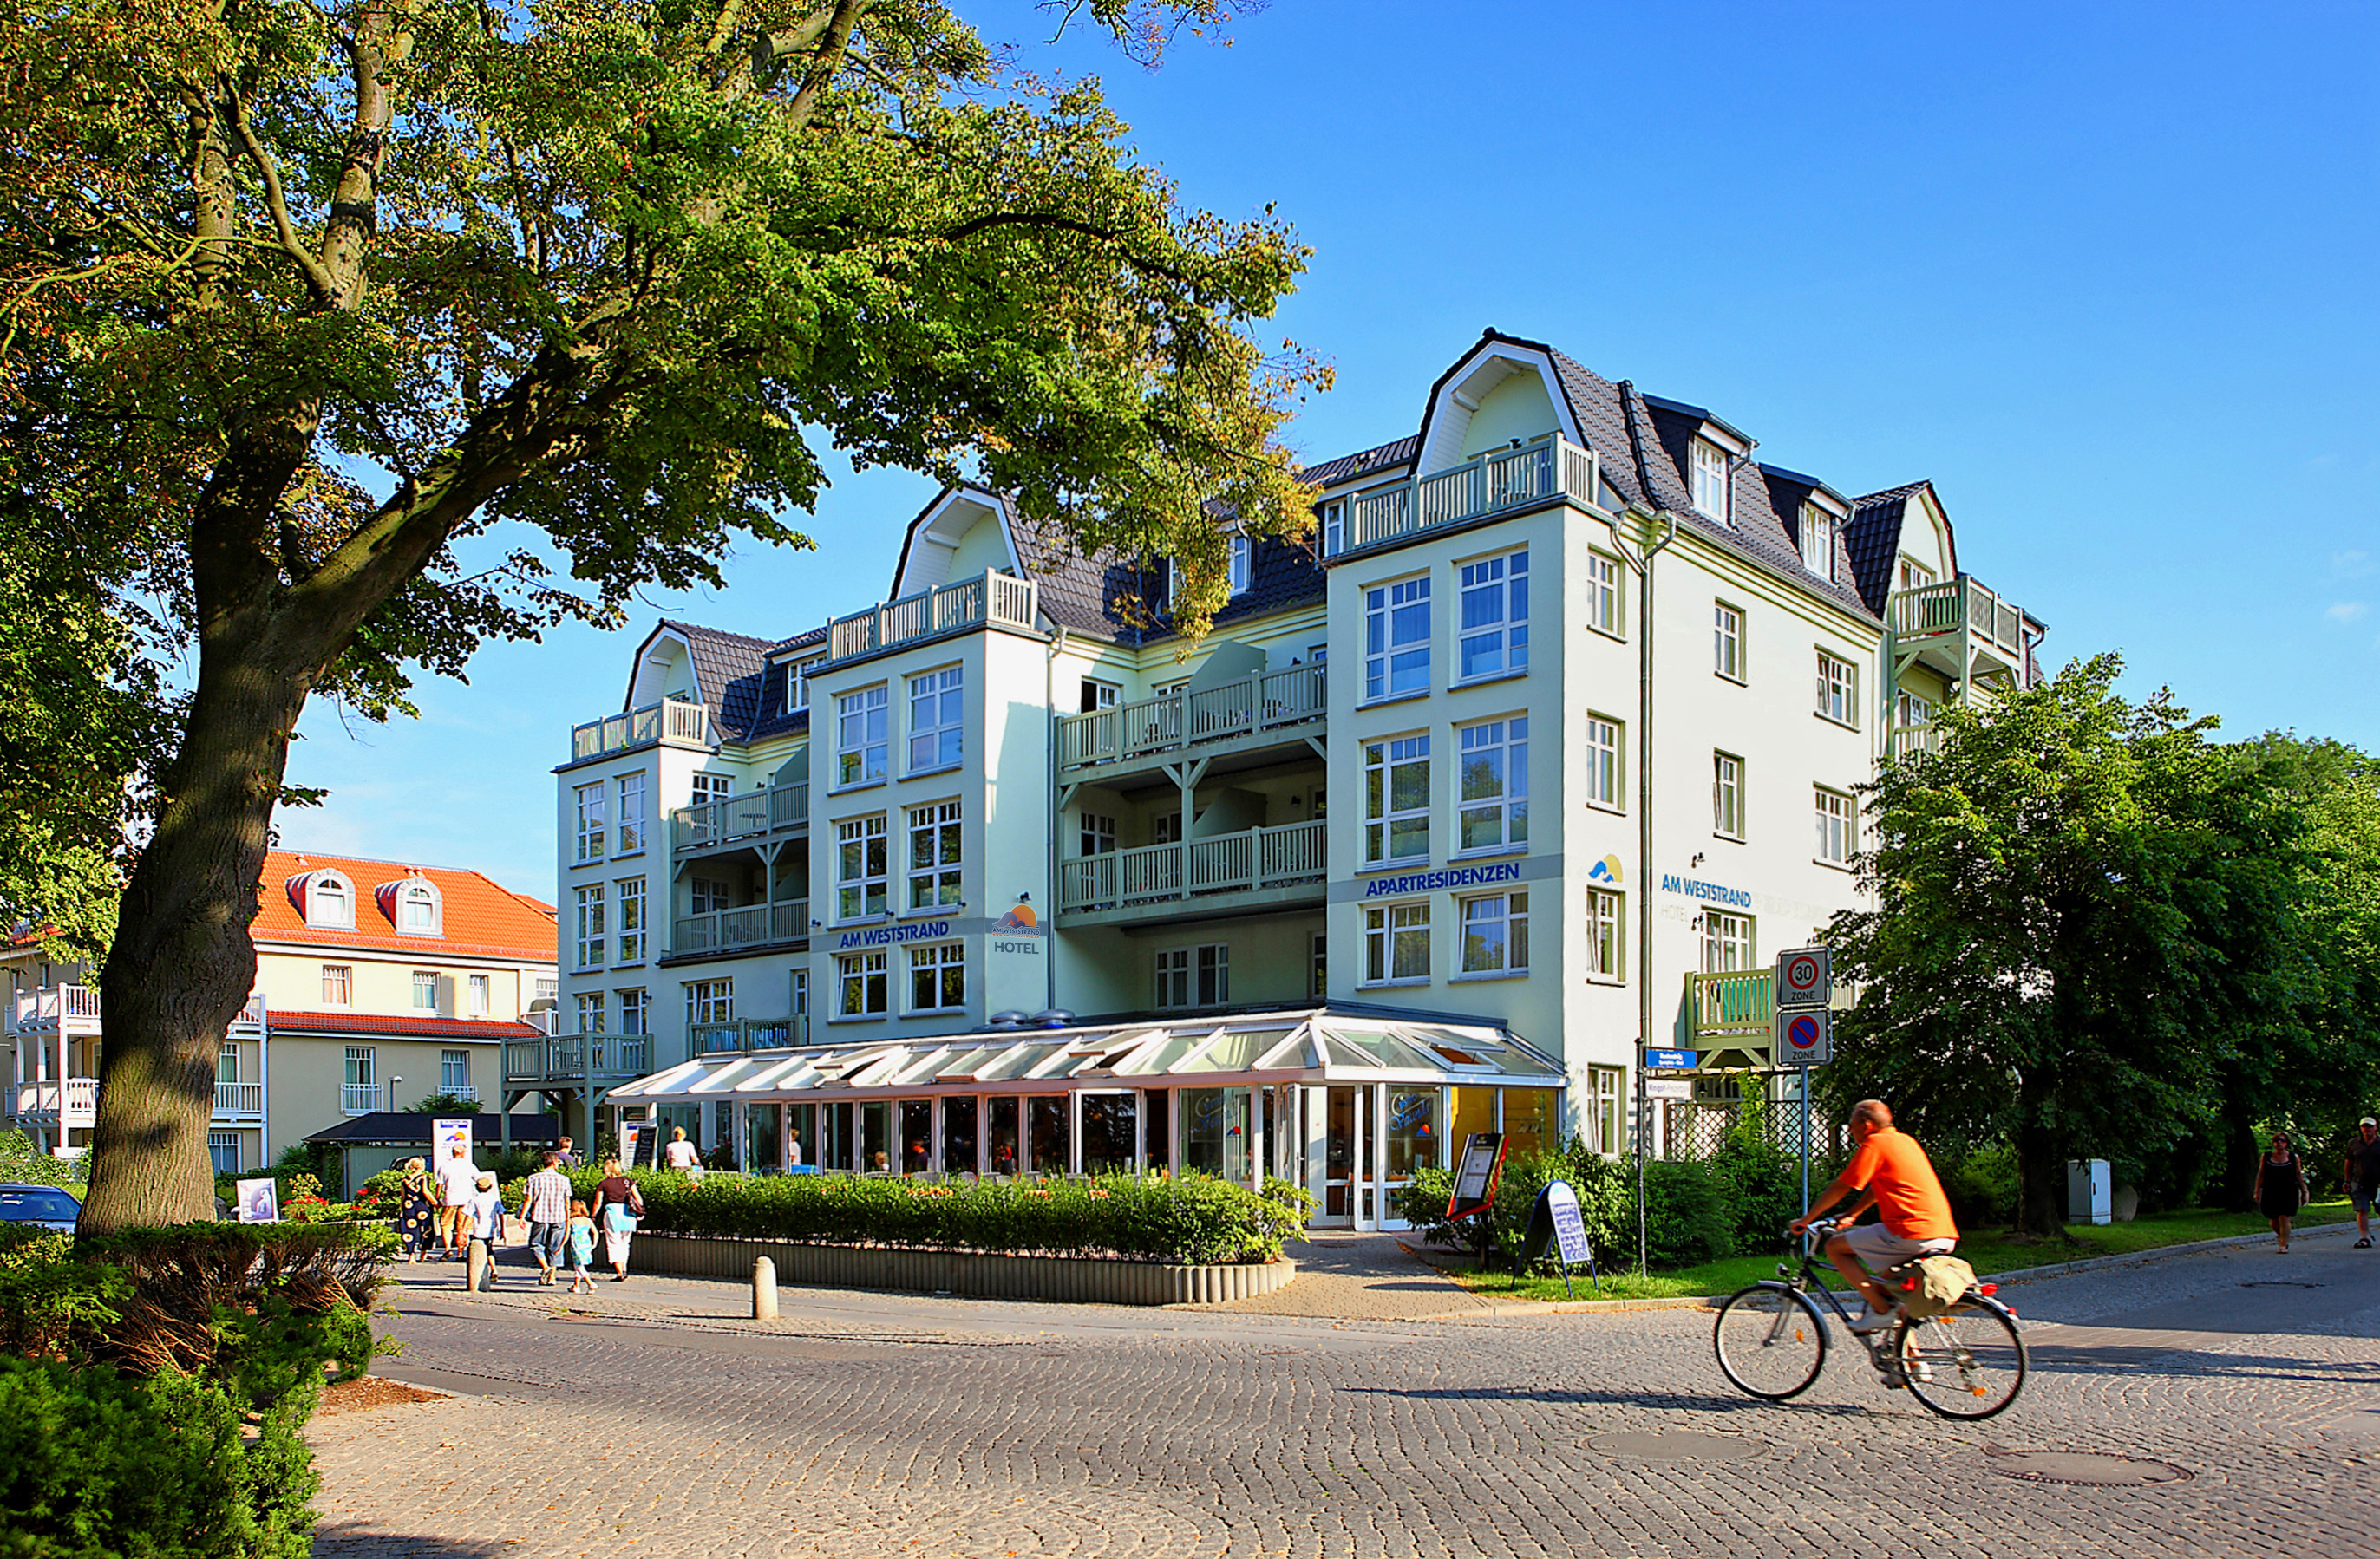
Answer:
[503,1034,652,1083]
[9,1077,98,1125]
[8,984,102,1035]
[340,1082,383,1115]
[570,696,715,763]
[691,1016,809,1056]
[826,569,1039,665]
[1686,971,1774,1046]
[212,1081,265,1116]
[228,992,266,1031]
[1887,723,1941,760]
[1345,435,1599,552]
[1057,663,1327,771]
[1891,576,2027,664]
[673,900,809,957]
[1057,819,1327,914]
[672,781,808,856]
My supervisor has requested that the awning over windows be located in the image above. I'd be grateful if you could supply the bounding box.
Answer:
[603,1007,1564,1106]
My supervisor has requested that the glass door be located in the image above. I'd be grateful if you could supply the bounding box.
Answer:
[1323,1086,1357,1223]
[860,1101,891,1172]
[940,1096,978,1176]
[898,1099,931,1174]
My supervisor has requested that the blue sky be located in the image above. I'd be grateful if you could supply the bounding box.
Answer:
[284,0,2380,897]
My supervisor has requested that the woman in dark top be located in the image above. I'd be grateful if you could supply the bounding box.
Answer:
[2253,1132,2304,1253]
[592,1158,642,1282]
[397,1157,438,1262]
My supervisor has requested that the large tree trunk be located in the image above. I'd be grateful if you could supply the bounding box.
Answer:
[2012,1109,2067,1239]
[78,629,315,1234]
[2213,1082,2260,1213]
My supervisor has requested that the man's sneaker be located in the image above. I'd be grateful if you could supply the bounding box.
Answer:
[1847,1304,1896,1334]
[2357,1237,2372,1249]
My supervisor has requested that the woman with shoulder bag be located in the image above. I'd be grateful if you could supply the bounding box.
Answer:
[593,1158,643,1282]
[2254,1132,2304,1254]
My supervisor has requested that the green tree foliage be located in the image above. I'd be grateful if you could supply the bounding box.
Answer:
[1823,656,2373,1235]
[0,0,1322,1230]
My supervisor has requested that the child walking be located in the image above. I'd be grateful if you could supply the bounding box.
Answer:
[565,1198,597,1294]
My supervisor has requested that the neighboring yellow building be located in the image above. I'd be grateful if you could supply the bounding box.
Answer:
[4,850,559,1175]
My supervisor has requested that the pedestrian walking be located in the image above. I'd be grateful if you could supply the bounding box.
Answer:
[2253,1132,2305,1253]
[565,1199,598,1294]
[434,1144,477,1257]
[663,1127,700,1172]
[397,1156,438,1263]
[463,1171,507,1290]
[520,1151,573,1286]
[2348,1116,2380,1249]
[555,1135,579,1170]
[593,1157,644,1282]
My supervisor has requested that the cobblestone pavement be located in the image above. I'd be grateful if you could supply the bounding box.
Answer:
[314,1221,2379,1558]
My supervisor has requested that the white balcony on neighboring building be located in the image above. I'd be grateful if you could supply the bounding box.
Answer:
[340,1082,384,1115]
[824,569,1038,665]
[10,1077,98,1128]
[8,984,101,1039]
[570,695,717,763]
[212,1081,265,1119]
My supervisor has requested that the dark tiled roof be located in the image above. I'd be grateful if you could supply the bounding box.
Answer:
[1009,522,1328,648]
[1299,434,1417,488]
[303,1112,560,1145]
[1844,492,1909,616]
[665,622,775,740]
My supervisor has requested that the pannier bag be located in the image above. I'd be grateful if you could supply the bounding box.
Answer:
[1889,1255,1978,1320]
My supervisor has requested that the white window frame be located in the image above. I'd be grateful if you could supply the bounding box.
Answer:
[1080,678,1119,714]
[788,656,826,714]
[1800,504,1835,576]
[307,871,355,930]
[616,771,647,855]
[573,782,606,862]
[1362,734,1430,864]
[1690,439,1729,520]
[1455,716,1528,855]
[396,881,441,935]
[1584,714,1624,812]
[837,952,889,1018]
[1457,890,1529,976]
[1898,558,1937,593]
[1456,548,1528,682]
[1311,931,1328,999]
[1586,1067,1624,1156]
[837,684,890,787]
[686,979,734,1026]
[1585,888,1624,982]
[441,1049,471,1092]
[321,963,353,1008]
[618,988,649,1036]
[1815,787,1856,867]
[1363,574,1432,701]
[1363,900,1432,986]
[468,973,490,1018]
[615,877,646,962]
[1154,944,1230,1009]
[906,801,963,912]
[1080,812,1117,857]
[907,943,966,1014]
[836,814,889,922]
[1226,533,1251,595]
[1319,500,1345,558]
[689,875,730,915]
[1585,549,1623,639]
[574,884,605,968]
[907,665,964,773]
[1702,911,1756,973]
[1713,602,1743,682]
[343,1045,376,1086]
[411,969,439,1012]
[1713,752,1744,840]
[690,772,733,809]
[1816,649,1858,728]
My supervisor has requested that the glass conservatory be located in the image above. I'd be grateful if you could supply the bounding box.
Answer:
[604,1007,1566,1230]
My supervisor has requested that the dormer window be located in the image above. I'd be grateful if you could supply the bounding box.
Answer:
[396,881,441,936]
[297,871,355,930]
[1898,558,1936,592]
[788,656,824,714]
[1319,500,1345,558]
[1226,534,1251,596]
[1800,505,1835,577]
[1690,440,1729,520]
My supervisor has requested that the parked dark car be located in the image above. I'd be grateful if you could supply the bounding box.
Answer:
[0,1184,81,1231]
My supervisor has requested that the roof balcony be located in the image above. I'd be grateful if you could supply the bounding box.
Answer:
[1056,819,1326,926]
[1056,664,1327,779]
[571,695,717,765]
[1342,434,1599,554]
[824,568,1039,667]
[671,781,808,860]
[1888,575,2037,695]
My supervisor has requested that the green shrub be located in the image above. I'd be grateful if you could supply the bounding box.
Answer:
[564,1170,1306,1265]
[0,1357,317,1559]
[1642,1158,1733,1268]
[0,1131,84,1190]
[1940,1145,2018,1230]
[1397,1145,1690,1275]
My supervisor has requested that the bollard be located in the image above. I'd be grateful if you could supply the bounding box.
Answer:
[466,1239,488,1295]
[752,1256,779,1320]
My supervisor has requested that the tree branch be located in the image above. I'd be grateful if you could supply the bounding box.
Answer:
[221,80,340,306]
[786,0,872,129]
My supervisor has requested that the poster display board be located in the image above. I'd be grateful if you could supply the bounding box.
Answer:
[234,1177,280,1223]
[621,1124,643,1171]
[1514,1179,1599,1297]
[1446,1132,1507,1221]
[432,1117,474,1165]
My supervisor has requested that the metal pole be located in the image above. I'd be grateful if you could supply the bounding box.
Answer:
[1798,1065,1812,1216]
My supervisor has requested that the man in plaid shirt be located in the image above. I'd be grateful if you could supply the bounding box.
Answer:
[520,1151,574,1287]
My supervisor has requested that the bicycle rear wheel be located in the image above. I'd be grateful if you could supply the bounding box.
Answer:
[1713,1284,1827,1401]
[1899,1300,2027,1420]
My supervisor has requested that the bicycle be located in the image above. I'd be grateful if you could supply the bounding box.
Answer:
[1712,1220,2028,1420]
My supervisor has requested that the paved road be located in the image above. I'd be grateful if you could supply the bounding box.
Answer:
[311,1222,2378,1557]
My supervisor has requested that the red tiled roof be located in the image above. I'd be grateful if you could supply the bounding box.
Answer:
[266,1009,543,1040]
[253,849,558,963]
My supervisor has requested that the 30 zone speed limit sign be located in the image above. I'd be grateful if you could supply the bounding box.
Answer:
[1777,1008,1833,1067]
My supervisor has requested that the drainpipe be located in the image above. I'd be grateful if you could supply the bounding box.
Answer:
[1044,627,1069,1013]
[1612,500,1676,1275]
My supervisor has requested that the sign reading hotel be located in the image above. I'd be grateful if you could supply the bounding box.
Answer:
[990,897,1044,957]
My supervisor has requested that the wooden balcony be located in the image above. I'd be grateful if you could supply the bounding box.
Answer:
[825,569,1039,665]
[672,900,809,958]
[9,1077,97,1128]
[1056,819,1327,923]
[503,1034,653,1086]
[690,1016,809,1056]
[1344,434,1599,554]
[1889,575,2033,692]
[672,781,808,858]
[1056,664,1326,774]
[570,696,716,764]
[1686,970,1773,1052]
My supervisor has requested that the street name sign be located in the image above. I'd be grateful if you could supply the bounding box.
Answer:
[1644,1078,1694,1101]
[1642,1048,1697,1070]
[1778,1008,1834,1067]
[1776,947,1830,1008]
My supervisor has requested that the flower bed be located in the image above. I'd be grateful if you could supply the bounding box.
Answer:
[567,1170,1311,1267]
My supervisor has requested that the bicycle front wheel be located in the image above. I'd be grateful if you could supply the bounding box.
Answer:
[1714,1284,1828,1401]
[1899,1300,2027,1420]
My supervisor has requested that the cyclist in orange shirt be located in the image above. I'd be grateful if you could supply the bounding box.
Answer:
[1789,1099,1958,1334]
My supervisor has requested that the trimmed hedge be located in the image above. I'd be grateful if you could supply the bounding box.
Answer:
[565,1170,1312,1266]
[1399,1142,1754,1274]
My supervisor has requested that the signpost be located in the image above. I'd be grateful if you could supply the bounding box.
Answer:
[1774,948,1834,1217]
[1514,1179,1599,1297]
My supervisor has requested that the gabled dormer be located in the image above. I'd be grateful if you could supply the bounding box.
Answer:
[888,488,1022,600]
[1642,395,1754,525]
[1414,336,1590,478]
[284,864,356,930]
[376,873,443,937]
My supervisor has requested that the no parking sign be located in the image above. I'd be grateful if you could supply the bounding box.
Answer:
[1776,1008,1833,1067]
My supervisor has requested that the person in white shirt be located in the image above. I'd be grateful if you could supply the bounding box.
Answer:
[663,1127,701,1172]
[462,1171,507,1290]
[434,1145,477,1256]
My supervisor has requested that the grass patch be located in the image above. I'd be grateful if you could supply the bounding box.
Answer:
[1426,1199,2359,1304]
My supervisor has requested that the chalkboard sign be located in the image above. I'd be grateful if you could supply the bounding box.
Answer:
[1447,1132,1507,1221]
[1514,1179,1599,1297]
